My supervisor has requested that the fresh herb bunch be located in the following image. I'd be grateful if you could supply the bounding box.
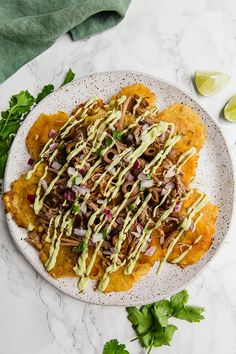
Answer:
[126,290,204,353]
[103,339,129,354]
[0,69,75,180]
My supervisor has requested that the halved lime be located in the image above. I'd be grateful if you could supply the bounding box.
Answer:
[224,95,236,122]
[195,71,230,96]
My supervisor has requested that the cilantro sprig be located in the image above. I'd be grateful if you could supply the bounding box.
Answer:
[126,290,204,353]
[35,84,54,104]
[0,91,35,178]
[0,69,75,180]
[62,68,75,86]
[103,339,129,354]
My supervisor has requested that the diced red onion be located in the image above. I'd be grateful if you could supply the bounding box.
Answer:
[72,185,80,194]
[136,224,143,234]
[64,190,74,201]
[142,123,149,130]
[127,173,134,181]
[49,143,58,152]
[67,167,75,176]
[51,161,61,171]
[145,246,156,257]
[92,233,102,243]
[161,182,174,196]
[112,155,118,161]
[41,179,48,190]
[89,239,95,247]
[74,228,87,237]
[132,231,141,238]
[133,160,140,170]
[174,201,182,212]
[80,201,87,215]
[26,194,35,204]
[97,199,104,204]
[48,129,57,138]
[165,167,176,179]
[75,174,83,185]
[138,172,147,181]
[167,127,171,133]
[126,133,133,142]
[159,133,165,142]
[103,207,112,220]
[140,179,154,189]
[28,157,34,166]
[159,236,165,245]
[102,250,113,256]
[79,168,85,176]
[117,217,124,225]
[77,185,90,195]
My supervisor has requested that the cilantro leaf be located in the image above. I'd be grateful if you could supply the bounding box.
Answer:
[62,68,75,86]
[170,289,189,314]
[101,228,107,240]
[94,146,104,156]
[103,339,129,354]
[112,131,122,141]
[35,84,54,104]
[153,324,177,347]
[105,137,113,146]
[152,300,172,328]
[129,204,134,211]
[126,306,153,348]
[173,305,205,323]
[76,241,87,252]
[0,91,34,140]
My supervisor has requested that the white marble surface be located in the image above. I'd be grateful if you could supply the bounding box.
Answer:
[1,0,236,353]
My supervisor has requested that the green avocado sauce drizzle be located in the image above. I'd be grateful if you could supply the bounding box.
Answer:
[31,95,202,292]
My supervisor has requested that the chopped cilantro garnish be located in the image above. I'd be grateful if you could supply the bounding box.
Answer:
[148,174,152,180]
[140,188,145,192]
[112,131,122,141]
[126,290,205,353]
[94,146,104,156]
[76,241,87,253]
[101,228,107,239]
[129,204,135,211]
[72,204,80,213]
[105,137,113,146]
[57,143,65,151]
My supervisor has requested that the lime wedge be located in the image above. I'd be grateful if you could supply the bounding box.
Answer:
[224,95,236,122]
[195,71,230,96]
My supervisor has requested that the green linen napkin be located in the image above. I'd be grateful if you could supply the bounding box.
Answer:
[0,0,131,83]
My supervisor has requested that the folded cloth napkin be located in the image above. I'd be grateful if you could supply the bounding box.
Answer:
[0,0,131,83]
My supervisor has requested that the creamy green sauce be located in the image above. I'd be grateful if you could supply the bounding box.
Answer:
[31,94,204,293]
[157,193,209,275]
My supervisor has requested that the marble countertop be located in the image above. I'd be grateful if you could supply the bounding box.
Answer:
[1,1,236,353]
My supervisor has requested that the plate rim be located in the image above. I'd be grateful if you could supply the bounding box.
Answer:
[3,70,235,306]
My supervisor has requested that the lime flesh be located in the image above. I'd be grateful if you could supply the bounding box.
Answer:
[195,71,230,96]
[224,95,236,122]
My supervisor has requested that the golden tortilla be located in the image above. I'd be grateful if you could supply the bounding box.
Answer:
[3,84,217,294]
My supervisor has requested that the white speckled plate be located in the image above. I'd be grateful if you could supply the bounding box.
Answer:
[4,71,234,306]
